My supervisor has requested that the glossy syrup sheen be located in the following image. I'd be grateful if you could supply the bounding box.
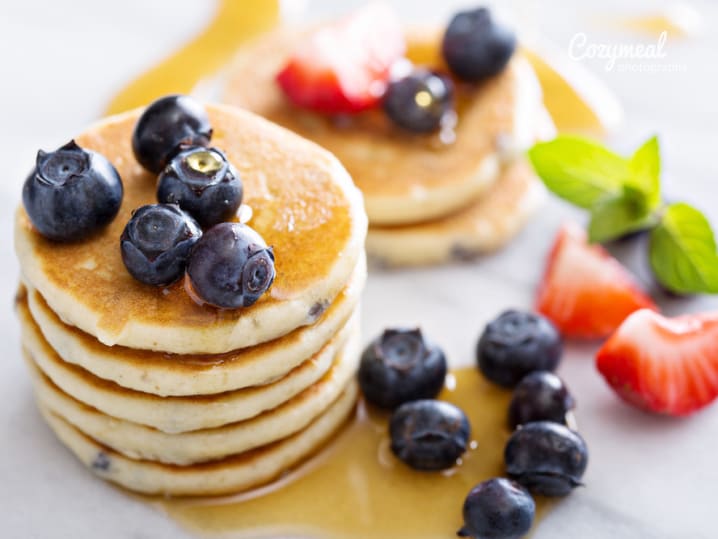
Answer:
[18,105,354,337]
[158,368,554,539]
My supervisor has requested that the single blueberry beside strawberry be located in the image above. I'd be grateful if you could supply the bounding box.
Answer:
[383,69,454,133]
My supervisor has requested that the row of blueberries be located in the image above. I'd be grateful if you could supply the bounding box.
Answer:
[22,95,275,310]
[357,310,588,539]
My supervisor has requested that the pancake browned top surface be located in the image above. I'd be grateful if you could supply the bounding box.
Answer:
[15,104,367,353]
[223,27,534,224]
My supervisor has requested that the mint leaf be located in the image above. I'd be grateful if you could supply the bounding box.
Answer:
[588,136,664,243]
[628,135,661,210]
[588,191,658,243]
[528,136,629,209]
[649,203,718,293]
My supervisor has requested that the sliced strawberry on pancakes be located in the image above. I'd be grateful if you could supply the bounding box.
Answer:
[536,223,657,339]
[597,309,718,416]
[276,3,405,114]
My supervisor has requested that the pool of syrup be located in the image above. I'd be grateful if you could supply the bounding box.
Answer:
[156,368,553,539]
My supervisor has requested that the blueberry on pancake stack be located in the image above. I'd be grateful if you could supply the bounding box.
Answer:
[221,4,553,266]
[14,95,367,496]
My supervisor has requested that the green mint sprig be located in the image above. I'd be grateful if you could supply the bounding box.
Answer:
[528,135,718,294]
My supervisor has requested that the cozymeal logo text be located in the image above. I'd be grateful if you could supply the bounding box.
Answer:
[568,31,686,72]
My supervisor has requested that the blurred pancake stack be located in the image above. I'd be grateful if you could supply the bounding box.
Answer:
[221,8,554,267]
[14,103,368,496]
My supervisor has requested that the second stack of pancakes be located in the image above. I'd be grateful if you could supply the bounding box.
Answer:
[15,104,368,496]
[222,27,554,267]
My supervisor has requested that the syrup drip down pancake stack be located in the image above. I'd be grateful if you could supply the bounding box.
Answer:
[221,6,554,266]
[14,100,368,496]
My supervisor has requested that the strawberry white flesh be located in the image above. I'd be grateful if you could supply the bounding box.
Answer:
[596,309,718,416]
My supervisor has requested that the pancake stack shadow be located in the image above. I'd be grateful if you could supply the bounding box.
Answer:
[14,105,368,496]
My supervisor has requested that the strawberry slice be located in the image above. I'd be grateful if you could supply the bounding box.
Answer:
[276,4,405,114]
[596,309,718,416]
[536,223,657,339]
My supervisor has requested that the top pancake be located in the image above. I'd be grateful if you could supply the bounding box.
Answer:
[222,27,543,225]
[15,105,367,354]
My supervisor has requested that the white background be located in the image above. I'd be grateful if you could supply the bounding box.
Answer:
[2,1,718,537]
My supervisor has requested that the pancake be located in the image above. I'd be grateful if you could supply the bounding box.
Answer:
[18,298,358,433]
[366,161,545,267]
[36,381,358,496]
[15,104,368,354]
[222,27,544,225]
[25,325,359,465]
[25,255,365,396]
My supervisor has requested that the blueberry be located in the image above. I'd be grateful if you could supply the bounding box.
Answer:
[442,7,517,83]
[358,328,447,409]
[477,310,562,388]
[22,140,123,242]
[504,421,588,497]
[457,478,535,539]
[157,146,243,228]
[382,69,454,133]
[186,222,275,309]
[508,371,575,429]
[132,95,212,174]
[390,399,470,471]
[120,204,201,286]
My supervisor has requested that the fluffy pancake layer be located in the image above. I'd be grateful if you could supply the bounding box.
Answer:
[38,382,358,496]
[25,255,365,396]
[26,324,359,464]
[366,161,545,266]
[15,104,367,354]
[222,27,544,226]
[19,298,358,433]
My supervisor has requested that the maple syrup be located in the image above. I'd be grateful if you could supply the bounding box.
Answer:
[105,0,280,115]
[157,368,554,538]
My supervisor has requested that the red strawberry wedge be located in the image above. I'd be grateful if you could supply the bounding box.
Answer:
[597,309,718,416]
[536,223,657,339]
[276,4,405,114]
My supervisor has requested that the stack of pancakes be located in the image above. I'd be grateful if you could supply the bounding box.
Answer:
[14,105,368,496]
[222,28,554,266]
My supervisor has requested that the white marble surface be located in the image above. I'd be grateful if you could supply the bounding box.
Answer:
[2,1,718,538]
